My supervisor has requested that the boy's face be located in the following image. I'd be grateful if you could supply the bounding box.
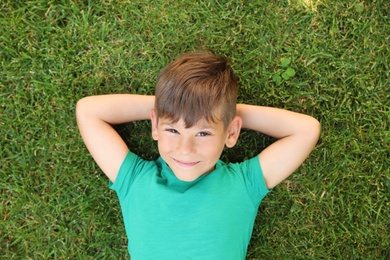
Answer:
[151,110,241,182]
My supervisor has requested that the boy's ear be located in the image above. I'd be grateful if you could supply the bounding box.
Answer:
[150,109,159,140]
[225,116,242,148]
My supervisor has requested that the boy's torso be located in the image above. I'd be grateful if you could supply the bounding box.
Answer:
[110,152,269,259]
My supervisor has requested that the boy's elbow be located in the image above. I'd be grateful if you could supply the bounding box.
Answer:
[75,99,84,118]
[306,117,321,144]
[75,97,91,121]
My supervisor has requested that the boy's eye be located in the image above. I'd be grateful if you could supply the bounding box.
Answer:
[197,132,211,137]
[166,128,179,134]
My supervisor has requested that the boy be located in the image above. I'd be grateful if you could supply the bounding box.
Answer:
[76,51,320,259]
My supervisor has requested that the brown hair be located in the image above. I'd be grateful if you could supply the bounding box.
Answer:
[154,51,238,129]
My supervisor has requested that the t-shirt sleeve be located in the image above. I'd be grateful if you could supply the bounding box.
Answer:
[230,156,271,206]
[109,150,146,200]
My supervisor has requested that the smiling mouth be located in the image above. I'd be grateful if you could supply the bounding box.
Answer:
[173,159,200,167]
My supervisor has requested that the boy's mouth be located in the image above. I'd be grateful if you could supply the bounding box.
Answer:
[173,158,200,168]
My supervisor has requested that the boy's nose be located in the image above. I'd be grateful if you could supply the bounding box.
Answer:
[177,137,195,155]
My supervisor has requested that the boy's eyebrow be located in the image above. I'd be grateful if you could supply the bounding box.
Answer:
[197,123,214,129]
[160,121,176,127]
[160,120,184,128]
[193,121,219,131]
[160,119,217,130]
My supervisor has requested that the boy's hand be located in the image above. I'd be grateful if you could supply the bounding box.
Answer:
[237,104,320,189]
[76,95,155,182]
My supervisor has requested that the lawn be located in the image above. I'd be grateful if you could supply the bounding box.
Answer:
[1,0,389,259]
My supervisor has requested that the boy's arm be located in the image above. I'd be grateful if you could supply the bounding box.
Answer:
[76,94,154,183]
[236,104,320,189]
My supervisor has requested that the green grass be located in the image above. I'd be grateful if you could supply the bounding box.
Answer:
[1,0,389,258]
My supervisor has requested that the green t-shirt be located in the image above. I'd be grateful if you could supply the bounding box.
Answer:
[110,151,270,259]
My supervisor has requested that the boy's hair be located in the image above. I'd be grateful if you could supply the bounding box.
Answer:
[154,51,238,129]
